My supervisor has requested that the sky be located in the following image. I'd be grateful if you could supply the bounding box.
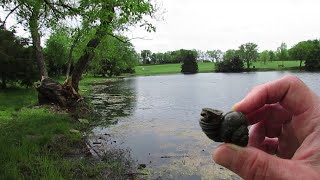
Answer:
[2,0,320,53]
[126,0,320,53]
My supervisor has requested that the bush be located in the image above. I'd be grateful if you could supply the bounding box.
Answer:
[215,56,244,72]
[181,50,198,74]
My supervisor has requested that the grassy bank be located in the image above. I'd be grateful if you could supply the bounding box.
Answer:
[135,60,302,76]
[0,77,129,179]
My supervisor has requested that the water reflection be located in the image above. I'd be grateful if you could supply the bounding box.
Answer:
[89,78,137,124]
[89,72,320,179]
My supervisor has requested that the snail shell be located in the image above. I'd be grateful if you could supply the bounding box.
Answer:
[199,108,249,147]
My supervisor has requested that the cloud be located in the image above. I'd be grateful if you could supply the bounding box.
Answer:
[128,0,320,53]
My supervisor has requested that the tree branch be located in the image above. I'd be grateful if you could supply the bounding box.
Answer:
[43,0,63,19]
[107,33,129,44]
[2,4,21,27]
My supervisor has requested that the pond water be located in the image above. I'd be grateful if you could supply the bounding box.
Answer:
[88,72,320,179]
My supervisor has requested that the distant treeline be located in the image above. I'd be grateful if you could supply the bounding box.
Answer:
[139,40,320,72]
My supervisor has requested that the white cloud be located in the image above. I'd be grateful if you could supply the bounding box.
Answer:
[128,0,320,53]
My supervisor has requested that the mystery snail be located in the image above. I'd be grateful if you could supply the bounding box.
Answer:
[199,108,249,147]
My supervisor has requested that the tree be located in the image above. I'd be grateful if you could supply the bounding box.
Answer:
[0,26,38,88]
[207,50,223,62]
[269,51,276,62]
[223,49,239,61]
[238,43,259,69]
[44,28,72,76]
[180,50,198,74]
[1,0,157,107]
[276,43,289,61]
[141,50,152,64]
[91,35,138,77]
[215,56,244,72]
[259,50,270,64]
[288,40,320,71]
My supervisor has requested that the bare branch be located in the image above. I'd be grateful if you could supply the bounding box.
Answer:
[43,0,63,19]
[2,4,21,27]
[128,36,152,41]
[107,33,129,44]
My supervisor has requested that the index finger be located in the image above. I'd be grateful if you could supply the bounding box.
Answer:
[233,75,318,116]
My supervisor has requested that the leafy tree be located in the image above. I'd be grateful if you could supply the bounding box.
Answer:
[288,40,320,71]
[0,27,38,88]
[215,56,244,72]
[91,35,138,77]
[150,53,158,64]
[223,49,239,61]
[259,50,270,64]
[44,29,72,76]
[1,0,157,107]
[207,50,223,62]
[276,43,289,61]
[238,42,259,69]
[269,51,276,62]
[161,52,174,64]
[141,50,152,64]
[180,50,198,74]
[289,40,315,71]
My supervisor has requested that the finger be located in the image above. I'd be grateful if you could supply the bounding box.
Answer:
[213,144,317,180]
[248,122,265,147]
[260,138,279,155]
[246,104,292,126]
[249,123,279,155]
[233,75,318,116]
[278,123,300,159]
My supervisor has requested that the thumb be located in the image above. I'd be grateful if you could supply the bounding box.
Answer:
[213,144,295,180]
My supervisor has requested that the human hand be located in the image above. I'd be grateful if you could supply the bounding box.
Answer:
[213,75,320,180]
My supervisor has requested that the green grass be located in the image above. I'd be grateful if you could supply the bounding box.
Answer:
[0,77,129,179]
[134,60,302,76]
[252,60,302,70]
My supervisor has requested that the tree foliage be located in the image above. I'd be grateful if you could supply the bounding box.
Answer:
[276,43,289,61]
[215,55,244,72]
[0,27,38,88]
[207,50,223,62]
[180,50,198,74]
[238,42,258,69]
[91,35,138,77]
[259,50,270,64]
[44,29,72,76]
[289,40,320,71]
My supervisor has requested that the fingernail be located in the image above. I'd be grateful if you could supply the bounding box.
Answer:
[213,144,242,168]
[232,103,239,111]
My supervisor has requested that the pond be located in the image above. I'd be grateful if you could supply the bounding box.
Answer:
[88,72,320,179]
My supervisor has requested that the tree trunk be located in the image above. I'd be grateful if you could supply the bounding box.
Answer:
[66,5,115,92]
[36,78,80,107]
[29,11,48,78]
[36,5,114,108]
[69,37,101,92]
[300,59,303,71]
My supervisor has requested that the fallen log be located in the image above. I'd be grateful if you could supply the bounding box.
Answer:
[36,77,82,107]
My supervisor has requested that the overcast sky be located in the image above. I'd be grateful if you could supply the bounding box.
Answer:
[127,0,320,53]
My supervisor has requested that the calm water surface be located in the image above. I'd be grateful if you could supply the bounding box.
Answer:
[88,72,320,179]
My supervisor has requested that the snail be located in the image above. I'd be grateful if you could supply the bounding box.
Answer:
[199,108,249,147]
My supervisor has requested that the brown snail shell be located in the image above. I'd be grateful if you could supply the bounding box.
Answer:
[199,108,249,147]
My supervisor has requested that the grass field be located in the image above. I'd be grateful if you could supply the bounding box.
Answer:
[135,60,302,76]
[0,76,128,179]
